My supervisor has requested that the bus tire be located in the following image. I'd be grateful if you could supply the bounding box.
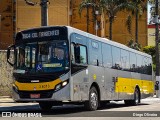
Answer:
[132,87,140,105]
[39,102,53,110]
[125,88,140,106]
[84,87,99,111]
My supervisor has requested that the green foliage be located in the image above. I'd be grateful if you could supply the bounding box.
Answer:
[125,0,146,42]
[143,46,156,63]
[143,46,156,72]
[127,39,141,51]
[126,15,132,34]
[78,0,136,39]
[78,0,96,17]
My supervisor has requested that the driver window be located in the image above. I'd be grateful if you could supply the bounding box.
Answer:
[71,43,87,64]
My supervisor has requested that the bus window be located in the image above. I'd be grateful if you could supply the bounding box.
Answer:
[147,58,152,75]
[112,46,121,70]
[130,52,136,72]
[142,56,148,74]
[71,43,75,63]
[89,40,102,66]
[25,47,30,67]
[72,43,87,64]
[136,54,143,73]
[121,49,130,71]
[102,43,112,68]
[17,47,25,69]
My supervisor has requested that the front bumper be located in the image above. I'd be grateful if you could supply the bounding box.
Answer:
[12,84,70,102]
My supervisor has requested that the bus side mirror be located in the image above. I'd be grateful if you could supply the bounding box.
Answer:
[7,45,15,66]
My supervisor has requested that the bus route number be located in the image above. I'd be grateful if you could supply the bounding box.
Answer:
[39,84,50,89]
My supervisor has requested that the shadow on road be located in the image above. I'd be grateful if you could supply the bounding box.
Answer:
[0,102,150,117]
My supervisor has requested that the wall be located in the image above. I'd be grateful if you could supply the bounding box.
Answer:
[148,24,156,46]
[0,0,14,50]
[0,50,13,96]
[148,28,155,46]
[71,0,148,47]
[16,0,69,32]
[0,0,148,49]
[0,0,70,50]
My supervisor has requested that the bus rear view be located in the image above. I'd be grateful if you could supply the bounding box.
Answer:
[7,26,70,110]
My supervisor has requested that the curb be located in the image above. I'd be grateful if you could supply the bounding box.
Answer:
[0,96,12,99]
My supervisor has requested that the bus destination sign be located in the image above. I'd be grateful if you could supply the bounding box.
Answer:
[22,30,60,40]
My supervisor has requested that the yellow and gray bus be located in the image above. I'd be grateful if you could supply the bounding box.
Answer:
[7,26,154,111]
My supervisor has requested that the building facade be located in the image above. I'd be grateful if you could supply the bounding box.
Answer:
[0,0,148,49]
[148,24,156,46]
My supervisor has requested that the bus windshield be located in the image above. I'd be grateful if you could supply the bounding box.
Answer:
[15,40,69,74]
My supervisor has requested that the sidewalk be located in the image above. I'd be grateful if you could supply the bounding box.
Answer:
[0,96,38,107]
[0,96,14,103]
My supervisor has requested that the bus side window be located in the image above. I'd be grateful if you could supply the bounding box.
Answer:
[148,58,152,75]
[71,43,87,64]
[142,56,148,74]
[112,46,121,70]
[71,43,75,63]
[130,52,136,72]
[136,54,143,73]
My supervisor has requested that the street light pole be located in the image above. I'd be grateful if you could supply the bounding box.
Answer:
[154,0,160,98]
[40,0,48,26]
[24,0,49,26]
[155,0,159,77]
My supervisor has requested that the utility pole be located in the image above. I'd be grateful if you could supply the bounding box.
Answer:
[40,0,48,26]
[155,0,159,77]
[24,0,49,26]
[155,0,160,97]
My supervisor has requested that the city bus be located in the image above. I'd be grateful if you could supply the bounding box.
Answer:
[7,26,154,111]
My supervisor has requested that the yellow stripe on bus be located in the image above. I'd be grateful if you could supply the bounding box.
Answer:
[115,77,154,94]
[15,79,62,91]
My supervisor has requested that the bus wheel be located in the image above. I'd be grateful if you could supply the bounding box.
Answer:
[125,88,140,106]
[39,102,53,110]
[132,88,140,105]
[84,87,99,111]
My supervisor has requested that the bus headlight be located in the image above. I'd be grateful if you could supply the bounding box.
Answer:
[55,80,68,91]
[55,84,61,91]
[62,81,68,87]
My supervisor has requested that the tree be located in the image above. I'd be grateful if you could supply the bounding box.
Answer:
[127,39,141,51]
[98,0,134,40]
[79,0,96,33]
[126,0,146,43]
[143,46,156,71]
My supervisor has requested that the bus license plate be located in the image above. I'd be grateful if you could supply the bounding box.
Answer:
[30,94,40,98]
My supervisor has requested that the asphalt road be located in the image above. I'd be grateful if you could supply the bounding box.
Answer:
[0,97,160,119]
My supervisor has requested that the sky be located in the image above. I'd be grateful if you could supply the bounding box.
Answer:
[147,4,151,23]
